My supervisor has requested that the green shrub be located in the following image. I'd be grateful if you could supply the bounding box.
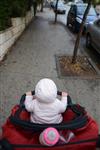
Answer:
[11,0,33,17]
[11,0,28,17]
[0,0,12,31]
[27,0,33,11]
[0,0,33,31]
[83,0,100,5]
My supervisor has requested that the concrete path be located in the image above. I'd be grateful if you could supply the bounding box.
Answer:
[0,9,100,132]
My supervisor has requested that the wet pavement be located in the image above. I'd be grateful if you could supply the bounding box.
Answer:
[0,8,100,134]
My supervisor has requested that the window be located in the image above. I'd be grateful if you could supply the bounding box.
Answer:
[77,5,97,16]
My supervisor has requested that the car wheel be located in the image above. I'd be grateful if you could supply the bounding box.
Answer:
[67,20,69,27]
[72,20,80,33]
[66,18,69,27]
[86,34,91,48]
[72,22,77,33]
[72,24,76,33]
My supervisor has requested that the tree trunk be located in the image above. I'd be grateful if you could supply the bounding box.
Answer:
[72,0,92,64]
[55,0,59,23]
[40,0,44,12]
[33,1,37,16]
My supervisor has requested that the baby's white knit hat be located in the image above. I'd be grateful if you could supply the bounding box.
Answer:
[35,78,57,103]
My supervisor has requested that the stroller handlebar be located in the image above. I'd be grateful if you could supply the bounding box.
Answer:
[20,91,72,108]
[31,91,62,96]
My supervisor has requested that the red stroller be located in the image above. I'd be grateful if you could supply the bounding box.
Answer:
[0,91,100,150]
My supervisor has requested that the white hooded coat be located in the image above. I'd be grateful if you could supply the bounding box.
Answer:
[25,78,67,124]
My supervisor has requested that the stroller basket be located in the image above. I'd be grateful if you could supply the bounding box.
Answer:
[0,91,100,150]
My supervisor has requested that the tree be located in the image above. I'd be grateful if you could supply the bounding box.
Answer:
[55,0,59,23]
[83,0,100,6]
[40,0,44,12]
[33,0,37,16]
[37,0,44,12]
[72,0,92,63]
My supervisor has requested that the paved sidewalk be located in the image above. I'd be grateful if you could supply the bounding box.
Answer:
[0,9,100,131]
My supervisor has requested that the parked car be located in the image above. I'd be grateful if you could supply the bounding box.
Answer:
[67,3,98,33]
[50,1,66,14]
[86,19,100,54]
[67,0,83,6]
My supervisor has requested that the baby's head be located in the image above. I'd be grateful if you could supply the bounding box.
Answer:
[35,78,57,103]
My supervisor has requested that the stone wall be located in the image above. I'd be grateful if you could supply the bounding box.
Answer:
[0,7,34,61]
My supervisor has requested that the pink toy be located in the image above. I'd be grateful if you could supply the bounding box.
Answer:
[39,127,60,146]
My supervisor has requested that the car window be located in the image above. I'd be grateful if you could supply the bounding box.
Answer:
[77,5,97,16]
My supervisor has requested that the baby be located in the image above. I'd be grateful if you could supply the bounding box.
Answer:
[25,78,68,124]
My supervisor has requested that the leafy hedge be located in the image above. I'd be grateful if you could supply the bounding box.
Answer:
[11,0,32,17]
[0,0,12,31]
[83,0,100,5]
[0,0,33,31]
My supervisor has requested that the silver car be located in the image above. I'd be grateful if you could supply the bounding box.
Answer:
[86,19,100,54]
